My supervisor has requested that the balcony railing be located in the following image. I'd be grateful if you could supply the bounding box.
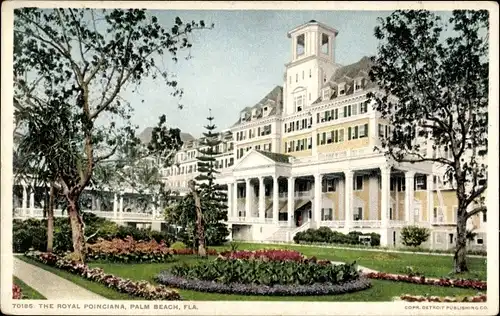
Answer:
[13,208,160,222]
[351,220,382,228]
[320,220,345,228]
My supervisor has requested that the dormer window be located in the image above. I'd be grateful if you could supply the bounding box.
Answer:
[338,84,346,96]
[322,88,331,101]
[354,79,363,91]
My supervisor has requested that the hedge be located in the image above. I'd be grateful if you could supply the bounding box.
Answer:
[293,227,381,246]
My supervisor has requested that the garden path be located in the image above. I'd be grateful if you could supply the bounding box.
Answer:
[13,257,107,300]
[330,261,378,274]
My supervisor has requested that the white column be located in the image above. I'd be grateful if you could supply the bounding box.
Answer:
[245,178,251,219]
[119,193,124,219]
[273,176,279,223]
[312,130,318,156]
[29,189,35,217]
[380,165,391,246]
[344,170,353,231]
[113,194,118,218]
[227,183,233,219]
[314,173,323,227]
[427,174,434,224]
[22,185,28,217]
[287,177,295,228]
[233,181,239,217]
[258,177,265,221]
[152,195,157,219]
[405,171,416,224]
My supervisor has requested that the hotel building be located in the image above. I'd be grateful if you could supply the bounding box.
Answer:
[12,20,486,250]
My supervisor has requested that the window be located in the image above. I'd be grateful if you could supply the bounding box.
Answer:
[296,34,305,56]
[354,207,363,220]
[309,69,312,78]
[355,80,362,91]
[302,71,304,79]
[352,126,359,139]
[326,132,332,144]
[378,124,384,138]
[483,212,487,222]
[449,233,454,244]
[321,33,329,54]
[352,103,358,115]
[354,176,363,191]
[359,124,368,138]
[321,208,333,220]
[323,89,331,100]
[308,137,312,149]
[389,208,393,220]
[348,127,352,140]
[476,238,484,245]
[360,102,368,113]
[325,179,336,192]
[296,73,298,82]
[334,108,338,120]
[339,129,344,142]
[415,175,427,190]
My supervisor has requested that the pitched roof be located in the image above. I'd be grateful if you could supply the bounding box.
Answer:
[256,150,291,164]
[138,127,195,144]
[232,85,283,127]
[328,56,375,85]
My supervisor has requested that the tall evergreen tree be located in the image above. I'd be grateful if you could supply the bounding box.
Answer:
[194,110,229,250]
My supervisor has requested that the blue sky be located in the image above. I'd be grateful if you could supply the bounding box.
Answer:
[125,10,395,138]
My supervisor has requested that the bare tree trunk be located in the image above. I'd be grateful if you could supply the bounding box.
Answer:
[46,183,56,253]
[67,197,86,262]
[453,209,469,273]
[188,180,206,257]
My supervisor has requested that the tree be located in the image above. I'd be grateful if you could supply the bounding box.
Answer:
[13,8,212,262]
[368,10,488,272]
[193,110,230,250]
[401,225,431,247]
[164,111,229,251]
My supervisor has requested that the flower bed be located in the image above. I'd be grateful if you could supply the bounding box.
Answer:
[399,293,487,302]
[86,236,218,263]
[25,251,181,300]
[156,272,371,296]
[219,249,304,262]
[364,272,487,291]
[87,236,172,263]
[156,256,370,296]
[12,284,23,299]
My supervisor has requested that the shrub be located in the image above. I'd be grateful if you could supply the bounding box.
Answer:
[170,241,187,250]
[294,227,381,246]
[86,236,172,263]
[12,284,23,299]
[25,250,181,300]
[156,272,371,296]
[166,258,359,286]
[401,226,430,247]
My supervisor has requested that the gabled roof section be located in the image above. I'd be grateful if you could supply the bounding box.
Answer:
[255,150,291,164]
[318,56,377,99]
[232,85,283,127]
[327,56,374,86]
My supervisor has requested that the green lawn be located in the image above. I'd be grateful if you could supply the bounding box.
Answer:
[87,256,480,301]
[13,276,46,300]
[18,242,487,301]
[213,243,487,280]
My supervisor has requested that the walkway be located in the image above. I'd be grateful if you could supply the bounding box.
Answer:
[13,257,107,300]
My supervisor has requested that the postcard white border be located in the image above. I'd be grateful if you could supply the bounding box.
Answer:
[1,1,498,315]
